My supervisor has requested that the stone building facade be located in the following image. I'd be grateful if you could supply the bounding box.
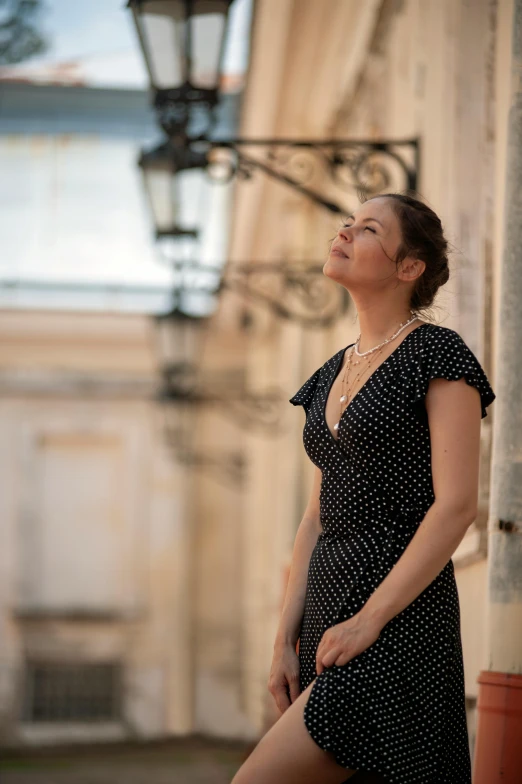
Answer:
[0,310,196,743]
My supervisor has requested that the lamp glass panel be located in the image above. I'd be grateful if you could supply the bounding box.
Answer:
[176,169,206,226]
[179,288,217,316]
[143,167,176,232]
[162,400,182,442]
[190,0,229,88]
[159,236,197,264]
[154,168,204,260]
[157,312,206,367]
[156,315,180,366]
[140,0,186,89]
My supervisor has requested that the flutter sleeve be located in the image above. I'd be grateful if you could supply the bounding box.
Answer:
[289,366,323,413]
[411,327,496,419]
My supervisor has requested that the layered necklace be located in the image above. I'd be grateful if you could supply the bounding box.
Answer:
[332,310,420,434]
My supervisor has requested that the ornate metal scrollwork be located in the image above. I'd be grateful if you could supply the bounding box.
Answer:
[160,362,284,433]
[192,137,420,214]
[162,259,351,328]
[167,437,247,487]
[158,390,248,487]
[221,260,350,329]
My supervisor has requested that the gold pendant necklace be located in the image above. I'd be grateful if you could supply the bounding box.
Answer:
[332,312,418,434]
[333,345,384,433]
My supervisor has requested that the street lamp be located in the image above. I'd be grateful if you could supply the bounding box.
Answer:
[128,0,235,137]
[138,139,206,242]
[155,303,284,426]
[154,307,249,487]
[155,306,210,387]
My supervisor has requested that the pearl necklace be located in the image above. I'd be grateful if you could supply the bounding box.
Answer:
[332,311,420,434]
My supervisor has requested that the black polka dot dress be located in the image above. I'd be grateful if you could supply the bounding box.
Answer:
[289,322,496,784]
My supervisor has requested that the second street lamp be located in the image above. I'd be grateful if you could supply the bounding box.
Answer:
[138,139,206,240]
[154,306,282,487]
[155,304,284,431]
[153,308,244,486]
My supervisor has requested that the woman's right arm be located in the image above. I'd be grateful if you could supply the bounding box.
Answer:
[268,465,322,714]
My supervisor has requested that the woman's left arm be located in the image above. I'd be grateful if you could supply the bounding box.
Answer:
[316,376,482,674]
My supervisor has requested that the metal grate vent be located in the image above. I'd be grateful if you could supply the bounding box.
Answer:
[23,661,122,722]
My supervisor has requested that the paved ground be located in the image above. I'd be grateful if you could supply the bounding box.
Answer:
[0,737,253,784]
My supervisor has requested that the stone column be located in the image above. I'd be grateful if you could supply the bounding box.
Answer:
[473,2,522,781]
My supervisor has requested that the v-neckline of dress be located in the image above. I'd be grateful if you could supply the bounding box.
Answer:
[323,322,429,444]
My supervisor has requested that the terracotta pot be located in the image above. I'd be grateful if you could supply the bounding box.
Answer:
[473,670,522,783]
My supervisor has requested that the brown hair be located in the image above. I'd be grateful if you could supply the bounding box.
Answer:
[365,191,450,315]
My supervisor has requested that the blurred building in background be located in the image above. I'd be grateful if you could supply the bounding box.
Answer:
[0,307,197,744]
[0,81,199,745]
[0,62,247,744]
[0,0,516,765]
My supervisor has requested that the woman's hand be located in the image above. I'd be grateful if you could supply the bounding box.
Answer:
[267,642,301,715]
[316,611,383,675]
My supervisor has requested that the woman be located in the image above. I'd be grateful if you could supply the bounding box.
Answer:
[230,192,496,784]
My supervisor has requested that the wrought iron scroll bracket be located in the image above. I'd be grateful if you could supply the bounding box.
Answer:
[161,259,352,328]
[167,439,247,488]
[189,136,420,214]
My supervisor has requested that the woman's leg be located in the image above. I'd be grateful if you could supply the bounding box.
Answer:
[230,678,357,784]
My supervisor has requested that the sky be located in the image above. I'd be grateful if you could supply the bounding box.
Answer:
[0,0,252,88]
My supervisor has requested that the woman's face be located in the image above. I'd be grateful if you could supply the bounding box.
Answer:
[324,197,412,293]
